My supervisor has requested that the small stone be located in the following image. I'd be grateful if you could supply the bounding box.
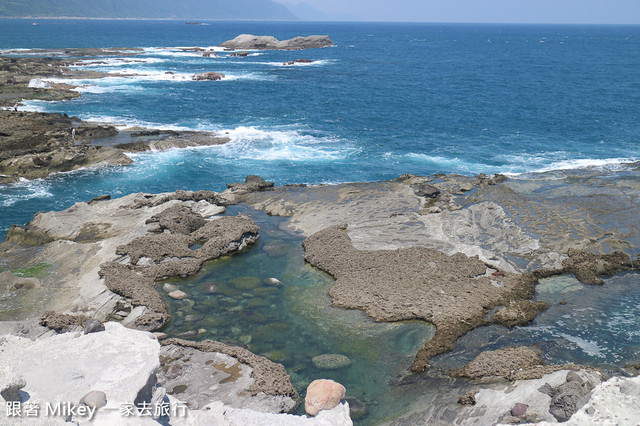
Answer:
[79,390,107,409]
[164,283,179,293]
[83,319,106,334]
[263,277,283,286]
[154,332,168,340]
[312,354,352,370]
[203,281,220,294]
[176,330,198,338]
[538,383,554,397]
[566,371,584,384]
[344,396,368,420]
[198,328,207,334]
[458,389,478,405]
[511,403,528,417]
[305,379,346,416]
[0,367,26,402]
[168,290,188,300]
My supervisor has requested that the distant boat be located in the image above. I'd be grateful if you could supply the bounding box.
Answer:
[32,22,39,26]
[185,21,205,25]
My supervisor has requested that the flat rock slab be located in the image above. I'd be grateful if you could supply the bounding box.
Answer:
[158,344,296,413]
[302,225,535,372]
[0,322,159,424]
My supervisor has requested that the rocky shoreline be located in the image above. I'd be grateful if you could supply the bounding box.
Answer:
[1,45,640,425]
[1,169,639,424]
[0,51,232,184]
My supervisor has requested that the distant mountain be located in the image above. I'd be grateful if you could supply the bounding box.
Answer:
[282,2,329,21]
[0,0,297,20]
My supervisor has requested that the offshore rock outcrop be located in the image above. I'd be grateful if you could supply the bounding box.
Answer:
[0,110,130,183]
[218,34,334,50]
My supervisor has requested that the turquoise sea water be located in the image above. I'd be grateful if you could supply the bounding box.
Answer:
[1,20,639,234]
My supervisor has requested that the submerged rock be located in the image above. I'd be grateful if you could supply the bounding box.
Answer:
[305,379,346,416]
[168,290,189,300]
[312,353,352,370]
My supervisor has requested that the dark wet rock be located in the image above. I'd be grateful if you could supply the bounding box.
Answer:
[79,390,107,409]
[229,51,249,57]
[344,396,368,420]
[218,34,333,50]
[511,402,528,417]
[145,204,206,235]
[0,111,130,183]
[226,175,275,193]
[491,300,549,328]
[302,225,537,372]
[562,249,633,285]
[83,319,106,334]
[88,194,111,205]
[412,183,441,198]
[457,389,478,406]
[39,311,89,332]
[192,72,225,81]
[130,189,225,209]
[550,382,586,422]
[284,59,313,65]
[0,368,26,402]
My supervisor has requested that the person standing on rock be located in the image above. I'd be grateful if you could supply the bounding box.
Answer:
[72,128,76,140]
[13,104,18,111]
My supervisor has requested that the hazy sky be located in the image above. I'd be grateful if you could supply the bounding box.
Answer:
[277,0,640,24]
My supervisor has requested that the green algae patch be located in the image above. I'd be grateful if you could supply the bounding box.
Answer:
[12,263,51,278]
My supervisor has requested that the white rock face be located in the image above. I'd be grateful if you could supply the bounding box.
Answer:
[171,400,353,426]
[529,375,640,426]
[0,322,160,425]
[458,370,601,425]
[28,78,52,89]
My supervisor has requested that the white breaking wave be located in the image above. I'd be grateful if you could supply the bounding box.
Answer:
[256,59,336,67]
[501,155,638,177]
[69,57,165,67]
[0,179,53,207]
[403,153,488,172]
[208,126,357,162]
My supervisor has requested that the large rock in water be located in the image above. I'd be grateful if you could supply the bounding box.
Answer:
[0,322,159,424]
[192,72,225,81]
[218,34,333,50]
[305,379,346,416]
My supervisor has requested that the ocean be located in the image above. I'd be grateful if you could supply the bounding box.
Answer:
[0,19,639,235]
